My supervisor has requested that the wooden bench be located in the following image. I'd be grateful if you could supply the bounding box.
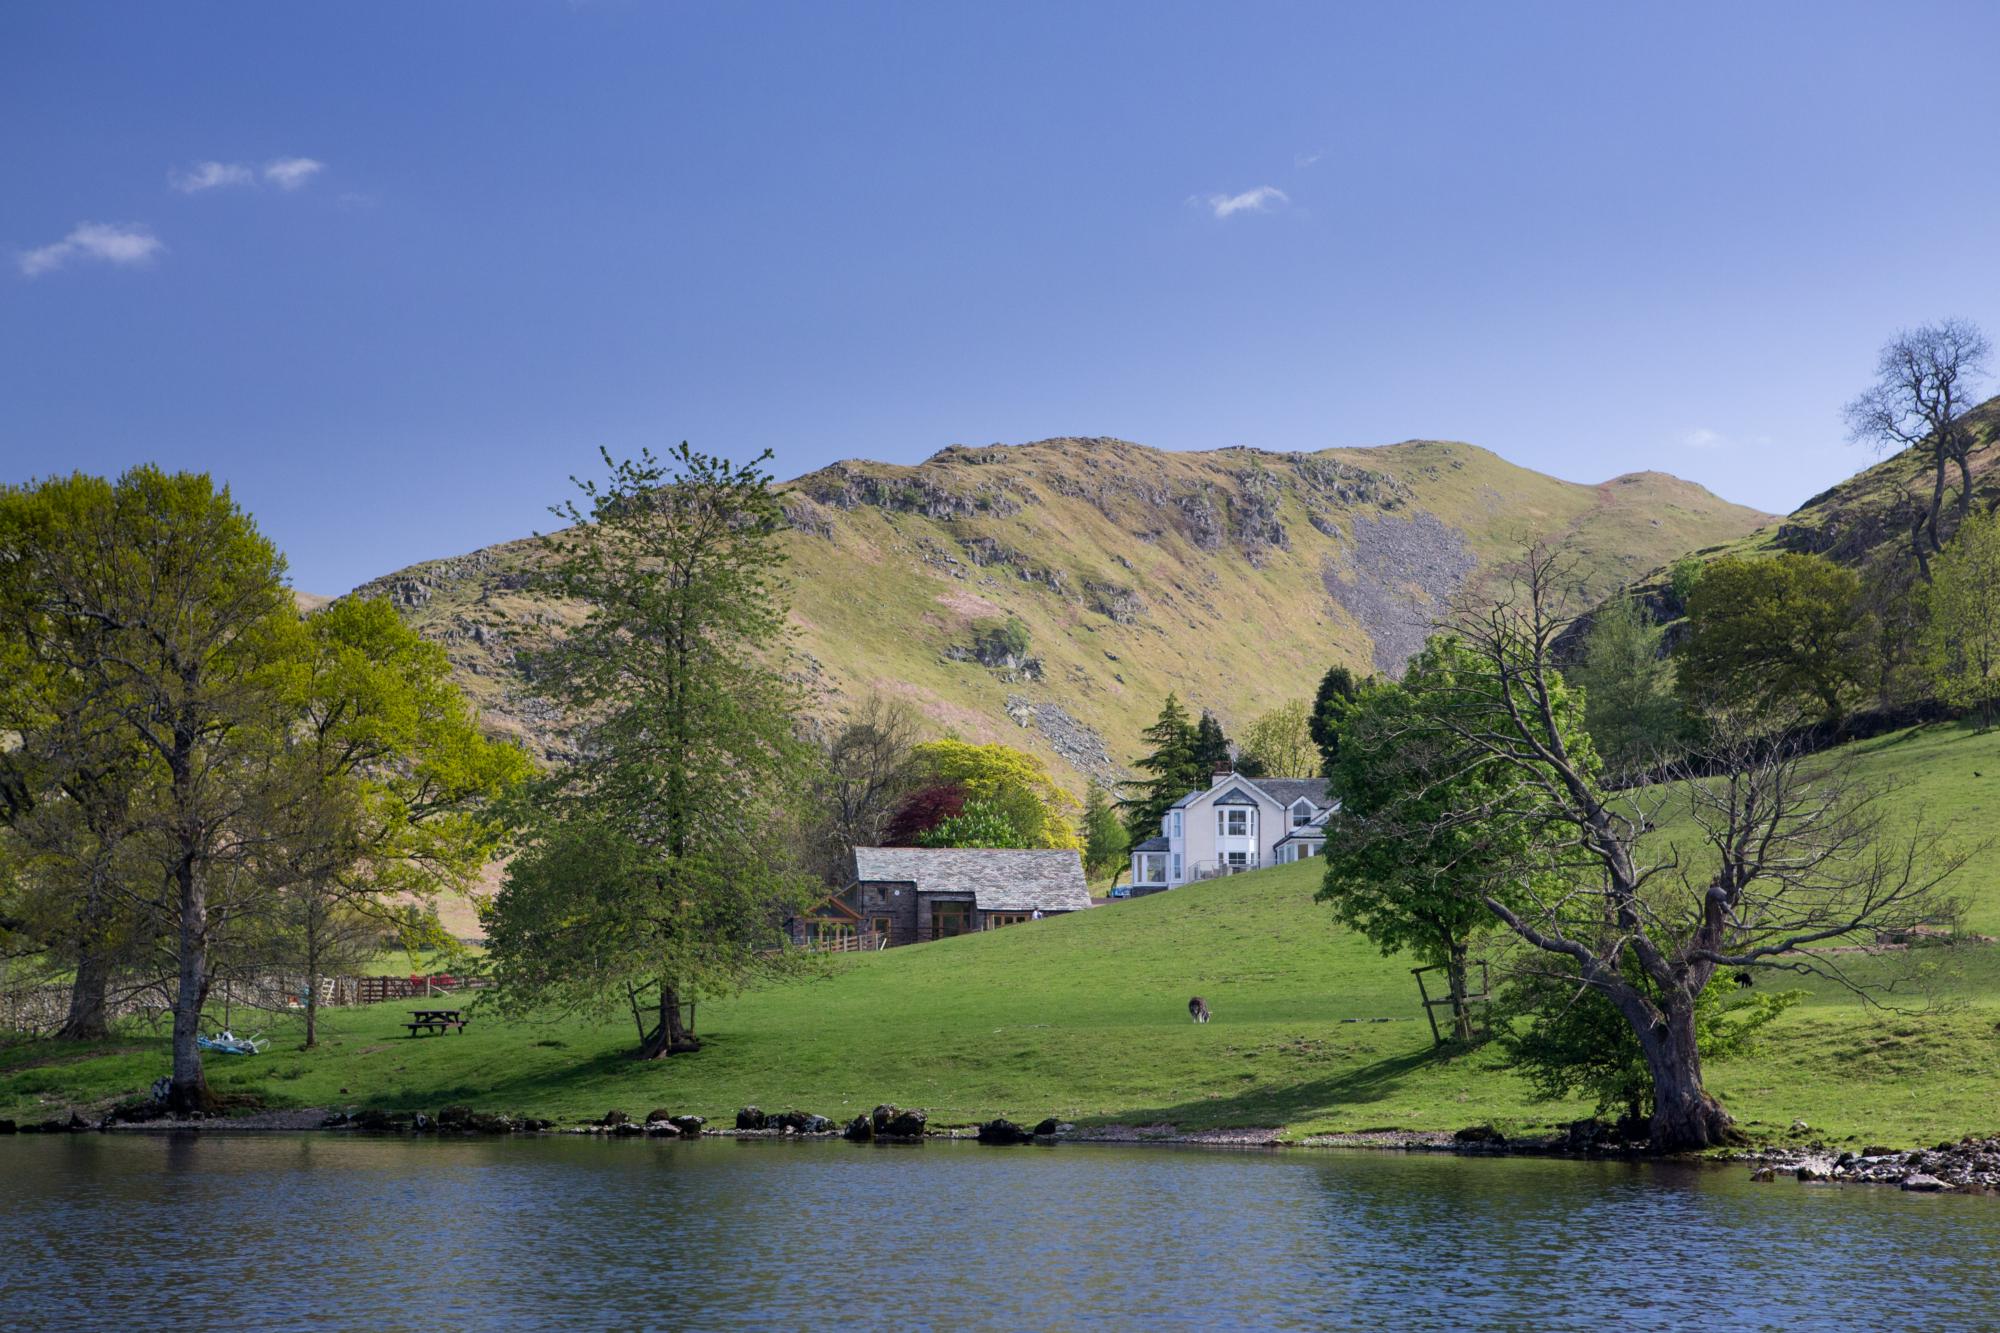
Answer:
[404,1008,469,1036]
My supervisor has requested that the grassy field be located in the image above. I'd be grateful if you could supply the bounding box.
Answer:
[6,723,2000,1147]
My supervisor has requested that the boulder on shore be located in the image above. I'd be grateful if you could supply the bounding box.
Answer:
[1032,1118,1071,1138]
[848,1104,927,1141]
[645,1107,677,1124]
[736,1106,768,1131]
[977,1118,1034,1145]
[600,1109,630,1127]
[775,1109,828,1134]
[668,1115,706,1137]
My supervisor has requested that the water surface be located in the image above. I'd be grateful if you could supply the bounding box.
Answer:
[3,1136,1996,1330]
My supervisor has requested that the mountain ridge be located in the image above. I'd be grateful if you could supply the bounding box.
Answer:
[351,434,1773,791]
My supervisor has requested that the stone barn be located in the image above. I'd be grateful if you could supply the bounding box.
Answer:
[795,847,1093,948]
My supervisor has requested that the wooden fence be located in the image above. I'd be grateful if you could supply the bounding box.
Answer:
[797,929,887,954]
[1,972,494,1037]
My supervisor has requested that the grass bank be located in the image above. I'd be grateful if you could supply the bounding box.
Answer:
[6,724,2000,1146]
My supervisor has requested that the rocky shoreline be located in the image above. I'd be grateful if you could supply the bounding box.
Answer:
[8,1102,1997,1194]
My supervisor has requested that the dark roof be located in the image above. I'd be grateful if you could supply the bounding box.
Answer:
[1250,778,1333,807]
[1274,827,1328,846]
[1131,835,1169,852]
[850,847,1093,914]
[1170,777,1332,809]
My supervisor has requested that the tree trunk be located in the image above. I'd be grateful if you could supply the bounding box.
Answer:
[1926,452,1949,554]
[637,981,700,1059]
[1639,1003,1739,1152]
[58,948,110,1041]
[166,856,215,1114]
[302,904,322,1050]
[1445,940,1473,1042]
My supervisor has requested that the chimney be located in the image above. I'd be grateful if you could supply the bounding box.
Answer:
[1210,759,1234,788]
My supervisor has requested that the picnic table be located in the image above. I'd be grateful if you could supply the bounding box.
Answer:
[404,1008,469,1037]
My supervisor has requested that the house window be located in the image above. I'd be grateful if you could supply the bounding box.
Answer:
[871,915,894,941]
[1292,800,1314,827]
[1225,851,1249,868]
[986,912,1030,929]
[1171,852,1182,881]
[930,902,972,938]
[1171,811,1182,838]
[1219,808,1250,838]
[1138,851,1168,884]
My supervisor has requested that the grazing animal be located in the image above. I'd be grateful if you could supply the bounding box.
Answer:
[1734,970,1755,988]
[1188,996,1210,1024]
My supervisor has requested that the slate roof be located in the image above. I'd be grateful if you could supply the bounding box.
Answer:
[850,847,1093,914]
[1131,835,1170,852]
[1170,777,1333,809]
[1250,778,1333,807]
[1274,826,1329,846]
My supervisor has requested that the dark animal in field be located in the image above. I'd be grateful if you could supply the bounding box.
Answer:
[1734,971,1754,988]
[1189,996,1210,1024]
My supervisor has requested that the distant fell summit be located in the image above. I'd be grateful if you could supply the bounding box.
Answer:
[352,433,1771,792]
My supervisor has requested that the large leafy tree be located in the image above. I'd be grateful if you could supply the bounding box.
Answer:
[1571,596,1682,774]
[0,469,305,1111]
[485,445,818,1058]
[0,668,154,1040]
[1921,510,2000,730]
[1318,636,1587,1040]
[1675,554,1864,724]
[270,597,529,1046]
[905,739,1078,849]
[1120,694,1201,843]
[1238,700,1317,778]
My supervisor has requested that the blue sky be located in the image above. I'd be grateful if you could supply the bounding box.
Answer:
[4,1,1997,594]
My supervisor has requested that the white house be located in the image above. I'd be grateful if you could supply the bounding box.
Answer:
[1128,764,1334,893]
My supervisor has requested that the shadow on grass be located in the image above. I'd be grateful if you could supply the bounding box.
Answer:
[1103,1045,1453,1130]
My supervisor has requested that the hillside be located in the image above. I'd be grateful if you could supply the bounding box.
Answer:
[1597,395,2000,632]
[11,721,2000,1144]
[353,436,1769,788]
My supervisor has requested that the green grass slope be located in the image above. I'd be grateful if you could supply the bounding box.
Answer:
[9,724,2000,1148]
[352,436,1770,790]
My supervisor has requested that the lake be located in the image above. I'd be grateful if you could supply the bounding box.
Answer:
[3,1135,1997,1330]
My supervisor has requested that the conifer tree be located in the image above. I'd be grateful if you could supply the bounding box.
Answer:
[1120,694,1200,844]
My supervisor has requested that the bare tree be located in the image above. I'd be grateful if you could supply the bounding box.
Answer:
[803,694,921,884]
[1845,319,1992,569]
[1394,546,1969,1150]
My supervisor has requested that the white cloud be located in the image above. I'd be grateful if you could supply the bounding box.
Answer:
[1681,427,1727,450]
[170,156,326,194]
[1201,185,1289,219]
[263,157,324,189]
[1294,149,1325,169]
[170,160,255,193]
[17,222,165,278]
